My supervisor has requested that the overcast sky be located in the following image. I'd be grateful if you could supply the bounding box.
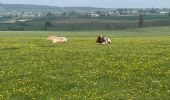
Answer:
[0,0,169,8]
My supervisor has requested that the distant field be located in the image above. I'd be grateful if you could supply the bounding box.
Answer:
[53,19,137,24]
[0,15,170,31]
[0,26,170,99]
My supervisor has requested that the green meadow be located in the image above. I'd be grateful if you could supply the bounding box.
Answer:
[0,27,170,99]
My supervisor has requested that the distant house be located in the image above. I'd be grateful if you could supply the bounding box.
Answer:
[17,19,29,22]
[115,11,120,15]
[15,19,30,25]
[88,13,99,17]
[131,10,138,15]
[159,11,168,14]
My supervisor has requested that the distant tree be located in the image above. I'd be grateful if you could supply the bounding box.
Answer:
[105,24,111,29]
[8,26,12,30]
[21,27,24,30]
[117,8,124,15]
[139,14,144,27]
[138,9,144,14]
[68,11,78,18]
[150,8,157,14]
[45,21,52,27]
[43,27,47,30]
[169,11,170,16]
[44,21,52,30]
[46,12,53,17]
[61,12,68,16]
[71,26,76,30]
[96,11,105,16]
[18,27,24,31]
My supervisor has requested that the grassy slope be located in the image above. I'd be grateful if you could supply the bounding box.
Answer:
[0,27,170,99]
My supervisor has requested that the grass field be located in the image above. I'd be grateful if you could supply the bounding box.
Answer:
[0,27,170,99]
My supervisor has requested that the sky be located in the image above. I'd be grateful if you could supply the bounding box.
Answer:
[0,0,169,8]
